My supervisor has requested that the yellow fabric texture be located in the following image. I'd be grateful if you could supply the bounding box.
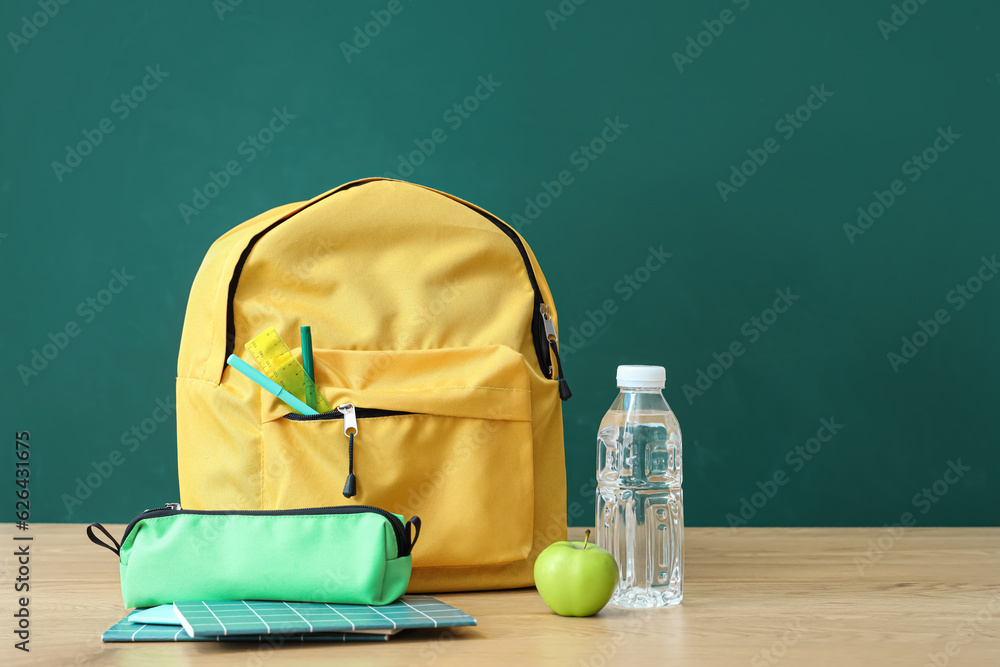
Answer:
[176,178,567,592]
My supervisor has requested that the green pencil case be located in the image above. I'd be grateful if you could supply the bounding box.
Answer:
[87,504,420,609]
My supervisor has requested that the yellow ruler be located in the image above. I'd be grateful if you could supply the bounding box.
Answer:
[245,327,333,413]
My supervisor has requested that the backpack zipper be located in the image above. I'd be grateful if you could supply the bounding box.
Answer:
[283,403,413,498]
[283,407,413,422]
[118,503,414,557]
[222,178,569,397]
[540,304,572,400]
[451,196,554,382]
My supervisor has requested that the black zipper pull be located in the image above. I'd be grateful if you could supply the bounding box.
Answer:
[551,342,572,400]
[342,438,357,498]
[340,404,358,498]
[541,305,572,400]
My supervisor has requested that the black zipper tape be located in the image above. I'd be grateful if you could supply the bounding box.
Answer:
[222,179,554,380]
[446,197,551,377]
[116,504,414,558]
[223,179,375,367]
[284,408,413,422]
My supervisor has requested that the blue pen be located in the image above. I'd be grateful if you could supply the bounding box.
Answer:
[226,354,319,416]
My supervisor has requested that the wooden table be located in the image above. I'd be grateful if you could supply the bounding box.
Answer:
[4,525,999,666]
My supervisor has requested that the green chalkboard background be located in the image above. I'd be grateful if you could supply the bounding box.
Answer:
[3,0,997,526]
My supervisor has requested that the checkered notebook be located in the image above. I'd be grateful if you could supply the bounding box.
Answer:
[176,596,476,636]
[102,619,385,643]
[102,596,476,642]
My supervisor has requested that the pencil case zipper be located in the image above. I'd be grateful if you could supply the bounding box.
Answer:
[117,503,415,558]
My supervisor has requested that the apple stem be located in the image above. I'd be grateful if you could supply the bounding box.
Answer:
[583,529,591,549]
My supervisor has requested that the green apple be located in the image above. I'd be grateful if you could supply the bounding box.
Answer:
[533,529,619,616]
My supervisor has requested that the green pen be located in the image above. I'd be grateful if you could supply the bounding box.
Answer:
[301,326,316,411]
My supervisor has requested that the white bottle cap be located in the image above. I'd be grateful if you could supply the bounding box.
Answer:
[616,365,666,389]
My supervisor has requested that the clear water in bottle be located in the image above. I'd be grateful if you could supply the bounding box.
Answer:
[596,365,683,608]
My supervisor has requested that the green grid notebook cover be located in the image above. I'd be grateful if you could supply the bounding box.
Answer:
[175,596,477,637]
[102,596,476,642]
[102,619,384,643]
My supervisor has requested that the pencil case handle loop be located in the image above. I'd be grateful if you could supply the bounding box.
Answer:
[406,516,421,554]
[87,522,121,557]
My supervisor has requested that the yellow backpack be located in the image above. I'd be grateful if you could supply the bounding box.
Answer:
[176,178,570,592]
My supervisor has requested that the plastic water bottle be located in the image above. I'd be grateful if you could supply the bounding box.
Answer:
[596,365,683,608]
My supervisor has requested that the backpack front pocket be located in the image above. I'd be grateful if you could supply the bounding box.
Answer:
[258,345,534,569]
